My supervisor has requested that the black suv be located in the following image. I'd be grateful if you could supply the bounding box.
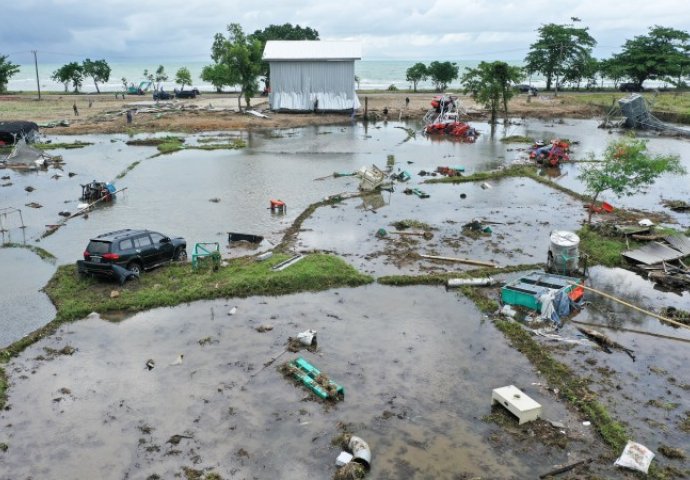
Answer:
[153,90,173,101]
[81,229,187,276]
[619,82,643,92]
[174,88,200,99]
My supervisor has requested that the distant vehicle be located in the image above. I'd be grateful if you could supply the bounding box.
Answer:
[619,82,643,92]
[514,84,538,95]
[80,229,187,276]
[153,89,173,101]
[174,88,200,99]
[128,81,152,95]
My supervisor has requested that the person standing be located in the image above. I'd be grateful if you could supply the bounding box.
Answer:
[73,102,79,116]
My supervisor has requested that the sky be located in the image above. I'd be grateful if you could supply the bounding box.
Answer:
[2,0,690,65]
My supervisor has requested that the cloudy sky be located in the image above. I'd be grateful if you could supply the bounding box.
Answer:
[2,0,689,65]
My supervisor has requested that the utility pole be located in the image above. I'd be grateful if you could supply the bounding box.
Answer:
[32,50,41,100]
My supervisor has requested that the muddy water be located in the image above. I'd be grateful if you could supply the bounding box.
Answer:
[1,285,603,479]
[299,177,586,276]
[549,265,690,474]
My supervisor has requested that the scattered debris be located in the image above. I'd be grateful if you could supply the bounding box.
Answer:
[436,165,464,177]
[271,254,304,271]
[420,254,497,268]
[447,277,496,288]
[403,187,429,198]
[356,165,386,191]
[25,202,42,209]
[24,185,35,192]
[145,359,155,371]
[256,325,273,333]
[170,354,184,366]
[539,458,592,479]
[209,197,221,203]
[491,385,542,424]
[280,357,343,401]
[228,306,238,316]
[658,445,686,460]
[80,180,117,203]
[481,182,492,190]
[577,326,636,361]
[662,199,690,211]
[228,232,264,244]
[529,139,571,166]
[614,441,654,474]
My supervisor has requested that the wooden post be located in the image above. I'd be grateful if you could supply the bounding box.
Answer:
[364,96,368,121]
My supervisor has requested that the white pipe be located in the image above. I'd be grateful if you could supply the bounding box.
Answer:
[348,436,371,469]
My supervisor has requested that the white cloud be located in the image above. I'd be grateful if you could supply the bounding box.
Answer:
[2,0,689,63]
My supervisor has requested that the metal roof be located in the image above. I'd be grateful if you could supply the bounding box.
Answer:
[263,41,362,61]
[622,241,687,265]
[665,235,690,256]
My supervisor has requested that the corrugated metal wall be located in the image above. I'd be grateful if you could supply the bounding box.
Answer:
[268,61,360,111]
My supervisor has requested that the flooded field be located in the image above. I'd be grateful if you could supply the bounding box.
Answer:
[2,117,690,478]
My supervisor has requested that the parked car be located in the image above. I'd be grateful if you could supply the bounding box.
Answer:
[619,82,643,92]
[153,89,173,100]
[514,84,538,96]
[80,229,187,276]
[174,88,200,99]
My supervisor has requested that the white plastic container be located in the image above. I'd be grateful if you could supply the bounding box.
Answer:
[548,230,580,273]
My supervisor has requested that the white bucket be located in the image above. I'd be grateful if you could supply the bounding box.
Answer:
[549,231,580,273]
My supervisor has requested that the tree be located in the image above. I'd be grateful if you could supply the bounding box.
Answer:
[0,55,20,93]
[612,26,690,88]
[51,62,84,93]
[175,67,192,90]
[201,63,232,92]
[406,63,428,92]
[154,65,168,91]
[578,137,685,224]
[82,58,111,93]
[598,58,627,89]
[427,61,459,92]
[461,61,523,124]
[525,23,597,92]
[213,23,263,109]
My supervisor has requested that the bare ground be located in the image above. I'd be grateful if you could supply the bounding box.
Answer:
[0,91,604,135]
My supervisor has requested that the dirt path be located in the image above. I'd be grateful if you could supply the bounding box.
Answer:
[0,91,603,136]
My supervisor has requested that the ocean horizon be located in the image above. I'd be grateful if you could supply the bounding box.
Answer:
[7,59,533,94]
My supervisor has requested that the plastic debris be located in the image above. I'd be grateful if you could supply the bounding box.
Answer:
[614,441,654,474]
[336,451,353,467]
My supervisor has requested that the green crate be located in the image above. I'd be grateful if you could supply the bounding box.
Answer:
[501,271,579,311]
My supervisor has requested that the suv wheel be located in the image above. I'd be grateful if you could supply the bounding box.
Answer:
[174,247,187,261]
[126,261,142,275]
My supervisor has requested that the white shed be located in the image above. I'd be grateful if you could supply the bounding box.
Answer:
[263,41,361,112]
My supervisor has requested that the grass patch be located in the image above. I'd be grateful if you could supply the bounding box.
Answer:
[33,141,92,150]
[390,219,432,231]
[126,136,185,147]
[116,160,141,179]
[577,225,638,268]
[1,243,56,262]
[194,140,247,150]
[44,253,372,323]
[157,137,185,154]
[500,135,533,144]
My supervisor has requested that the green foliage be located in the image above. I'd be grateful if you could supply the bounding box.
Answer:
[577,226,633,267]
[406,62,428,92]
[500,135,534,143]
[82,58,111,93]
[387,84,398,91]
[427,61,459,92]
[212,23,263,109]
[524,23,597,91]
[201,63,232,92]
[250,23,319,43]
[598,58,627,88]
[461,61,523,123]
[51,62,84,93]
[578,137,686,223]
[175,67,192,90]
[610,26,690,87]
[0,54,20,93]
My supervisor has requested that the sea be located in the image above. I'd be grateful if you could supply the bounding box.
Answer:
[7,59,538,94]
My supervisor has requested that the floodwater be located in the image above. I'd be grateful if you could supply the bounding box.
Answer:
[1,285,605,480]
[2,117,690,477]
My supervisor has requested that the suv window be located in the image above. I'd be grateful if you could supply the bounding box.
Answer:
[150,233,164,244]
[134,235,152,248]
[87,240,110,254]
[119,238,134,251]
